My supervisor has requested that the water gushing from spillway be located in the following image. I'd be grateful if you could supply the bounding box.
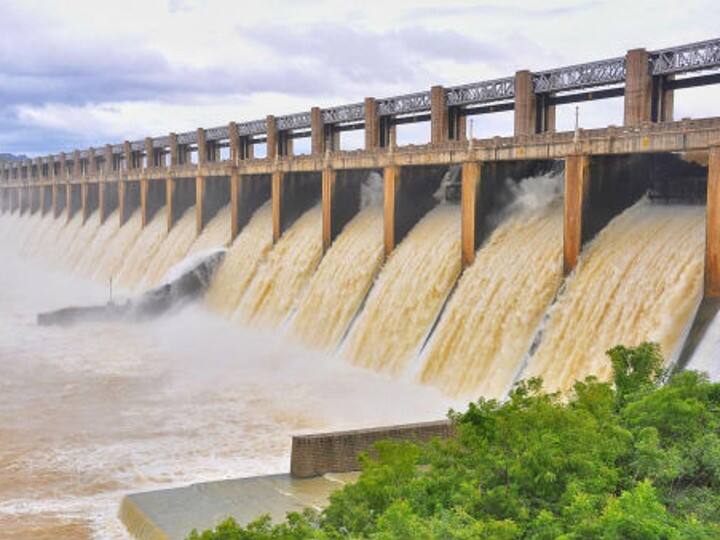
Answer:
[521,199,706,392]
[0,210,456,539]
[418,174,564,399]
[290,207,385,350]
[204,203,273,317]
[235,205,324,328]
[344,204,462,375]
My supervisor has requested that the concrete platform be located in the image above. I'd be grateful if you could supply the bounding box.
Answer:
[118,472,358,540]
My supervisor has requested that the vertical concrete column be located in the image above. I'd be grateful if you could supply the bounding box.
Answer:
[196,128,207,165]
[34,157,43,214]
[461,161,482,268]
[431,85,448,145]
[230,167,240,240]
[271,170,283,243]
[229,122,240,164]
[169,133,179,167]
[514,70,536,137]
[624,48,652,126]
[123,141,132,171]
[165,178,174,232]
[563,154,590,275]
[195,174,206,235]
[99,145,111,223]
[322,168,336,252]
[72,150,81,181]
[140,178,149,227]
[365,97,379,150]
[118,179,127,226]
[266,115,278,160]
[311,107,325,155]
[145,138,154,169]
[195,128,207,234]
[706,146,720,297]
[383,165,400,258]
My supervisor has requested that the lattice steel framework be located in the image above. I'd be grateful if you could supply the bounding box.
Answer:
[650,38,720,75]
[276,112,312,131]
[377,91,432,116]
[533,57,626,93]
[446,77,515,106]
[322,103,365,124]
[4,38,720,169]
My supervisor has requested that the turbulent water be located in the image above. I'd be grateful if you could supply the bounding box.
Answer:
[113,212,168,293]
[139,208,197,290]
[345,205,462,375]
[419,176,564,399]
[0,210,455,539]
[522,199,706,392]
[236,205,324,328]
[204,203,273,317]
[291,207,384,350]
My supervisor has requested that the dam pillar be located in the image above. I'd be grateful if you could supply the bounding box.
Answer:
[312,107,339,155]
[365,97,393,149]
[195,128,207,234]
[322,168,363,252]
[383,165,399,257]
[431,86,466,143]
[624,49,652,126]
[266,115,278,160]
[272,170,283,243]
[461,161,482,268]
[706,146,720,297]
[563,154,590,275]
[514,71,555,136]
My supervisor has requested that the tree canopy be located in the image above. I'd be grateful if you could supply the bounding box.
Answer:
[188,343,720,539]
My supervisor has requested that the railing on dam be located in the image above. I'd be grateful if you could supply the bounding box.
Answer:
[2,38,720,185]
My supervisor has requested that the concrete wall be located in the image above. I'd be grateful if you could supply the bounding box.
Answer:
[198,175,230,233]
[323,169,367,251]
[290,420,454,478]
[119,180,141,225]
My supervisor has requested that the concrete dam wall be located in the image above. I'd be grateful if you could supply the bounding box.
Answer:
[2,149,719,399]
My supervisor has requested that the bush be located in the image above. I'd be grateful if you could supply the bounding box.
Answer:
[188,343,720,539]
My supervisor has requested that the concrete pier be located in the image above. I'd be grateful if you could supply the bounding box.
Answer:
[707,146,720,297]
[563,154,590,274]
[322,169,363,252]
[461,162,482,268]
[624,49,653,126]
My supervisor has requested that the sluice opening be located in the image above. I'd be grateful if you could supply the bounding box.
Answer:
[168,177,195,230]
[100,182,119,223]
[143,178,165,226]
[54,184,67,218]
[120,180,141,225]
[199,176,230,231]
[83,182,99,223]
[67,183,82,221]
[233,174,271,238]
[276,171,321,239]
[41,185,52,215]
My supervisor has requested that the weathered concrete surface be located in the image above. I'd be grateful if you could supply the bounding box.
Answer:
[563,154,590,275]
[119,472,357,540]
[290,420,453,478]
[708,146,720,297]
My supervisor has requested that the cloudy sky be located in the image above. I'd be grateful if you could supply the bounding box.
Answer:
[1,0,718,156]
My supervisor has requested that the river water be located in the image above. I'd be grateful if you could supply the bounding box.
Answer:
[0,212,455,539]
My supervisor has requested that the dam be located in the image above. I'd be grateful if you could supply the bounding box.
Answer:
[2,38,720,538]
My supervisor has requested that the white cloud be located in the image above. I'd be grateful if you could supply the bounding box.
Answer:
[1,0,718,155]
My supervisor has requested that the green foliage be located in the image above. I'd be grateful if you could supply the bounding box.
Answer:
[188,343,720,539]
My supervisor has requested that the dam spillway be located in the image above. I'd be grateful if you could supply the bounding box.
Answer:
[2,37,720,538]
